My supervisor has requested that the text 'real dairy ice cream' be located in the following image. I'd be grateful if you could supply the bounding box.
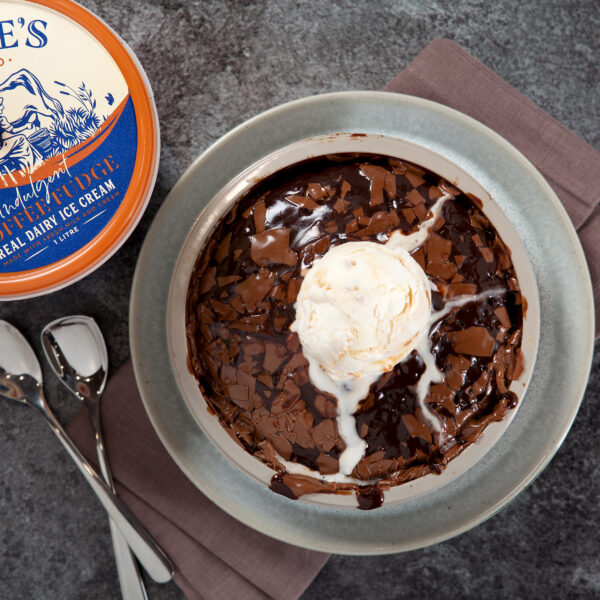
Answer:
[290,240,432,474]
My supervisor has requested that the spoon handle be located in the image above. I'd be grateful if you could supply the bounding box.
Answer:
[36,393,174,583]
[90,406,149,600]
[109,518,149,600]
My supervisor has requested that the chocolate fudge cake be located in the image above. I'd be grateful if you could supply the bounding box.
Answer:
[185,153,525,509]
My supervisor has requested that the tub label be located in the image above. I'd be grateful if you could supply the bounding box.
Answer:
[0,1,137,273]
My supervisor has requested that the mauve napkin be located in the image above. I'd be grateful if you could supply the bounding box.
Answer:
[67,361,329,600]
[67,38,600,600]
[384,38,600,337]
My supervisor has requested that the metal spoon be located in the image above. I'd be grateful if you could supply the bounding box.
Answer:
[41,316,149,600]
[0,320,174,584]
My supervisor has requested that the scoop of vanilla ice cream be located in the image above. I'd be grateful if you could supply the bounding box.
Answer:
[291,241,432,474]
[292,241,431,393]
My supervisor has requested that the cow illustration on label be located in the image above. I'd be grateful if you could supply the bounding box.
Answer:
[0,68,107,174]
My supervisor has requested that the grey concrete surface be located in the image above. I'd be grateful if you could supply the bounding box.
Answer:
[0,1,599,599]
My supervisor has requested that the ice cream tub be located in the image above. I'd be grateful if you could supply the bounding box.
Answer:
[0,0,159,299]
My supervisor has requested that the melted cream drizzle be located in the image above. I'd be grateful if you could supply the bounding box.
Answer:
[294,190,504,477]
[409,286,506,448]
[386,191,452,252]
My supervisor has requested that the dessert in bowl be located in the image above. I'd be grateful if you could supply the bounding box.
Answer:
[167,133,539,510]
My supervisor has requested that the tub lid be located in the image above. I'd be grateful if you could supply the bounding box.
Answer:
[0,0,159,299]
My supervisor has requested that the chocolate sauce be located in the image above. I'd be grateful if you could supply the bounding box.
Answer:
[185,154,524,508]
[269,473,297,500]
[356,486,384,510]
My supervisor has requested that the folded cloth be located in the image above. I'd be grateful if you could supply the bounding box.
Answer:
[67,361,330,600]
[67,39,600,600]
[384,38,600,338]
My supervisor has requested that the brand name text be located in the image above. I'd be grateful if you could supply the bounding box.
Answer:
[0,19,48,49]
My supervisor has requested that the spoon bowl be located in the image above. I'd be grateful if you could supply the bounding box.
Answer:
[0,321,46,410]
[41,316,108,404]
[0,321,43,404]
[0,320,43,384]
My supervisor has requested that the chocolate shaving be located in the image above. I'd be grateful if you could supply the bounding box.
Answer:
[405,170,425,188]
[317,454,339,475]
[253,199,267,233]
[334,197,350,212]
[427,261,457,282]
[210,299,238,320]
[365,211,395,235]
[429,185,444,200]
[234,268,274,310]
[479,245,495,263]
[446,283,478,298]
[494,306,511,329]
[269,434,293,460]
[307,183,328,200]
[340,180,351,199]
[311,419,338,452]
[447,327,496,357]
[287,194,320,211]
[406,188,426,206]
[200,268,217,293]
[359,163,396,206]
[214,233,232,263]
[293,421,315,448]
[218,275,241,286]
[263,342,287,374]
[426,233,452,262]
[250,228,297,266]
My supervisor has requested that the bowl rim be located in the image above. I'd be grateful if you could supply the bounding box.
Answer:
[130,90,594,554]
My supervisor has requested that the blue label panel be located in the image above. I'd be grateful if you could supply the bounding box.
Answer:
[0,95,137,273]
